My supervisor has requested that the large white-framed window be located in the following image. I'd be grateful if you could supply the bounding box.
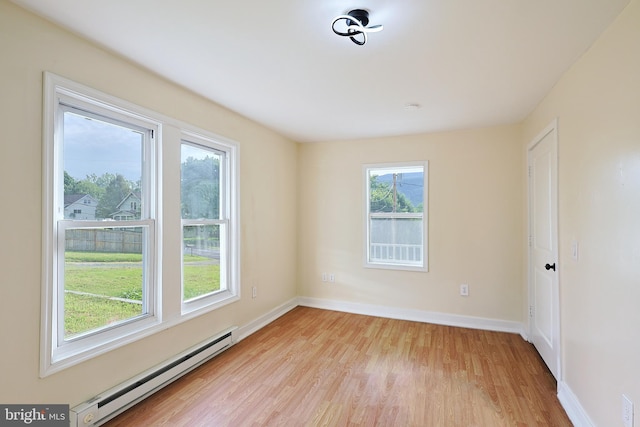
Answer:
[41,73,240,376]
[42,73,160,373]
[180,133,239,315]
[364,162,428,271]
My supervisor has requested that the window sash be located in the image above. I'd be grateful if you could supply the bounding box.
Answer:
[180,140,225,221]
[368,216,424,266]
[57,104,155,222]
[55,220,156,345]
[181,221,228,300]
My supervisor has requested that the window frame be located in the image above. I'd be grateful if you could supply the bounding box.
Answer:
[41,72,241,377]
[180,133,240,316]
[42,73,162,375]
[363,161,429,272]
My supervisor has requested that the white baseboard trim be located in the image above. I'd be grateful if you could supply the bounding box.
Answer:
[557,381,595,427]
[297,296,523,335]
[235,298,299,342]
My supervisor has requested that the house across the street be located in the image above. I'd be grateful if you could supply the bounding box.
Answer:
[63,194,98,220]
[110,192,141,221]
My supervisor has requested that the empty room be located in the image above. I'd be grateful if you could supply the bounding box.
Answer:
[1,0,639,426]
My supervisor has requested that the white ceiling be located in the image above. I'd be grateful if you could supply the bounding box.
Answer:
[12,0,629,143]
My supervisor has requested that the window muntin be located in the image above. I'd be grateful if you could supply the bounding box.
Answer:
[365,163,428,270]
[181,141,230,311]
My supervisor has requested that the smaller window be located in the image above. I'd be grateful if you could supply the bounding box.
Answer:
[180,134,238,315]
[364,162,428,271]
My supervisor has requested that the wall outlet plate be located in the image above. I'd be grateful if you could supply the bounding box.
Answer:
[460,284,469,296]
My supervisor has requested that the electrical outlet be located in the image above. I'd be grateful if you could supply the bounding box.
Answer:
[460,284,469,296]
[252,286,257,299]
[623,394,634,427]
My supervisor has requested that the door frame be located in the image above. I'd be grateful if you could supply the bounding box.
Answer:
[527,118,561,381]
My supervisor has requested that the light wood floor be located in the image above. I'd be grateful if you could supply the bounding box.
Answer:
[105,307,572,426]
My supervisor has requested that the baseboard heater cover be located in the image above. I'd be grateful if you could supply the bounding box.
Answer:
[70,326,237,427]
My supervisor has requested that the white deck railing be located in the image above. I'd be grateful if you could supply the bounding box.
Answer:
[370,243,422,264]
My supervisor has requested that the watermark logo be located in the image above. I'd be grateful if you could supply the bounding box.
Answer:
[0,405,68,426]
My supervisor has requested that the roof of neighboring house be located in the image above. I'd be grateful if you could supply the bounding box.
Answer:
[64,193,96,207]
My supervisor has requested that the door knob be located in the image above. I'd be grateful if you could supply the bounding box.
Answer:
[545,263,556,271]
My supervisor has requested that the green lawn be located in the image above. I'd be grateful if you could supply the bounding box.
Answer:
[183,264,221,300]
[64,251,220,337]
[65,264,143,298]
[65,251,143,263]
[65,293,143,337]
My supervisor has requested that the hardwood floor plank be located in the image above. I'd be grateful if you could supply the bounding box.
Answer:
[104,307,571,426]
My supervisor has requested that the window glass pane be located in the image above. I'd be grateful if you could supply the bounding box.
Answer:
[183,224,222,301]
[63,226,146,339]
[63,111,143,220]
[370,217,423,264]
[181,144,221,220]
[369,168,424,213]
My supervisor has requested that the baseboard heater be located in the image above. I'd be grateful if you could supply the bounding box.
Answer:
[70,326,237,427]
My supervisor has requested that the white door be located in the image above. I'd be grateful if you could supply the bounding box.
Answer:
[528,120,560,380]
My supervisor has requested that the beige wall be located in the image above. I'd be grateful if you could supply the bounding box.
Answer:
[0,1,297,405]
[297,126,523,321]
[522,0,640,424]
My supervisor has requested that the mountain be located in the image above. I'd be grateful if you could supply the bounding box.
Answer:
[376,172,424,208]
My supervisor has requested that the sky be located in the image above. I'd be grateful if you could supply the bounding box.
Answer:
[181,143,215,162]
[63,111,143,182]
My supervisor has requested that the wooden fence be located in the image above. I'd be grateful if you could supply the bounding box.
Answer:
[66,228,142,253]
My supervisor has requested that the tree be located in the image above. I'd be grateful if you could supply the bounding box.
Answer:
[181,156,219,219]
[64,172,107,200]
[96,174,132,219]
[369,175,416,213]
[73,178,104,201]
[64,171,78,195]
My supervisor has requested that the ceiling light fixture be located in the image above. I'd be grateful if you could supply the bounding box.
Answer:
[331,9,383,46]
